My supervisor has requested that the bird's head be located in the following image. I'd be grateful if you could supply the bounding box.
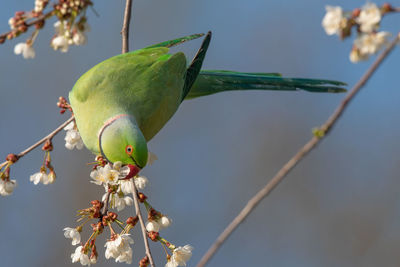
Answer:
[99,115,148,172]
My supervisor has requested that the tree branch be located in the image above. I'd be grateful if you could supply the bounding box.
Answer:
[120,0,155,265]
[101,190,111,215]
[196,33,400,267]
[0,11,54,42]
[121,0,133,54]
[0,116,74,167]
[131,180,155,267]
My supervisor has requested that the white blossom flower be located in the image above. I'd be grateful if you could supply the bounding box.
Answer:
[170,245,193,266]
[165,260,178,267]
[104,234,134,264]
[118,165,131,180]
[354,32,390,55]
[63,227,81,246]
[47,171,56,184]
[135,175,148,190]
[0,179,17,196]
[103,192,133,211]
[34,0,47,12]
[146,221,160,232]
[52,20,89,50]
[159,216,172,229]
[73,21,90,46]
[90,255,97,265]
[349,48,368,63]
[146,215,171,232]
[114,195,133,211]
[14,43,35,59]
[71,245,90,266]
[91,164,120,186]
[119,180,133,194]
[350,31,390,63]
[54,20,67,35]
[147,151,158,165]
[356,2,382,33]
[64,121,84,150]
[8,17,15,29]
[30,171,50,185]
[52,35,70,52]
[112,161,123,171]
[73,30,87,46]
[322,6,346,36]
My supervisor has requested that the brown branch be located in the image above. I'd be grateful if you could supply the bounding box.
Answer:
[102,190,112,215]
[0,11,54,42]
[196,33,400,267]
[121,0,133,54]
[0,116,74,168]
[120,0,155,265]
[131,180,155,267]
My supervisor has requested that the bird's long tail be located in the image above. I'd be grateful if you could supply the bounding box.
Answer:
[185,70,346,99]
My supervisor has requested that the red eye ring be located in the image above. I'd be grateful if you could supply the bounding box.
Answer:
[125,145,133,155]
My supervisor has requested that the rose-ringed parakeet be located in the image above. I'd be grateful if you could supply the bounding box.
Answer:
[69,32,346,172]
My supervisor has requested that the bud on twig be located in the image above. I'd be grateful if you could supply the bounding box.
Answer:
[6,154,19,163]
[139,256,149,267]
[126,216,139,227]
[42,139,53,151]
[147,231,159,242]
[138,192,147,203]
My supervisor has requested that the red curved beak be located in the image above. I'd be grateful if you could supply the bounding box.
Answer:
[121,164,141,180]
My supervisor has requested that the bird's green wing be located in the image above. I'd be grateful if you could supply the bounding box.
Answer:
[144,31,213,101]
[145,33,205,49]
[181,31,212,101]
[185,70,347,99]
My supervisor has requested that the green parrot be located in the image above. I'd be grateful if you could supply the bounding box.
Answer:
[69,32,345,174]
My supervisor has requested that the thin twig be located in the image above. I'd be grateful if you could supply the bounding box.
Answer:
[102,190,111,215]
[131,180,155,267]
[18,116,74,158]
[196,33,400,267]
[121,0,133,54]
[0,116,74,167]
[0,11,54,41]
[120,0,155,265]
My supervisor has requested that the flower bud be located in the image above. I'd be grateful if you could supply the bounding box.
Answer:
[139,256,149,267]
[138,192,147,203]
[147,231,159,241]
[35,20,45,29]
[6,154,18,163]
[48,170,56,184]
[126,216,139,227]
[351,8,361,18]
[382,3,394,13]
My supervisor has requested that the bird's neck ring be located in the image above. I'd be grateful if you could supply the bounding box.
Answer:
[98,114,130,163]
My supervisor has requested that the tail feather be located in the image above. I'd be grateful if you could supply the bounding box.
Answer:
[185,70,347,99]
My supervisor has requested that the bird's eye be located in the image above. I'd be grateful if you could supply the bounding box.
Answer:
[125,145,133,155]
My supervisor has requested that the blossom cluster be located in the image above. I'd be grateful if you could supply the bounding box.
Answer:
[62,158,193,266]
[64,120,85,150]
[322,2,398,63]
[1,0,93,59]
[30,139,57,185]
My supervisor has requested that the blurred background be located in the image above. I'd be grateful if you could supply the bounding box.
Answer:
[1,0,400,266]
